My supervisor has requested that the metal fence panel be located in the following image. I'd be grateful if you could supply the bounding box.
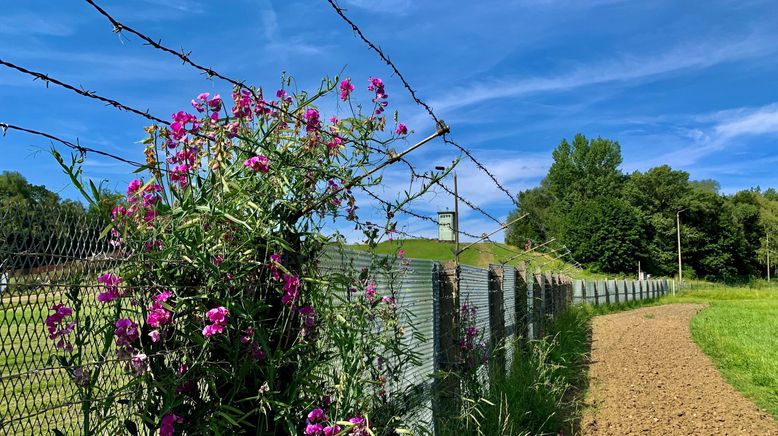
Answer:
[319,248,437,430]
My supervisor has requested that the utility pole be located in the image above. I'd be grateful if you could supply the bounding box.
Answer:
[677,208,686,285]
[436,165,459,265]
[454,170,459,265]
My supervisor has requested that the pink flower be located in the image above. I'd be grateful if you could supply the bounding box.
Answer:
[339,78,355,101]
[281,274,301,306]
[395,123,408,135]
[159,413,183,436]
[304,108,321,133]
[147,292,173,328]
[170,164,190,188]
[208,94,222,111]
[244,155,269,173]
[368,77,389,113]
[114,318,139,348]
[305,424,323,435]
[127,179,142,196]
[206,306,229,325]
[323,425,341,436]
[398,249,405,257]
[148,330,161,343]
[365,282,377,302]
[269,253,282,281]
[203,306,229,337]
[307,408,326,423]
[130,353,148,375]
[240,327,254,344]
[97,273,122,303]
[45,304,76,352]
[213,255,224,266]
[202,323,224,337]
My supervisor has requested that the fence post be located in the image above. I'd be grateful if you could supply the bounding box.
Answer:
[434,261,460,429]
[515,262,532,346]
[488,264,506,377]
[534,267,544,337]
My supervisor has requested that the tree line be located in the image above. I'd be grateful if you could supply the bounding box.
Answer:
[505,134,778,283]
[0,171,121,271]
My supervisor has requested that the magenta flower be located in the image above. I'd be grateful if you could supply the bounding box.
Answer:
[305,423,323,435]
[45,304,76,352]
[395,123,408,135]
[114,318,139,348]
[202,323,225,337]
[213,255,224,266]
[203,306,229,338]
[147,291,173,328]
[97,273,122,303]
[304,108,321,133]
[127,179,142,197]
[323,425,341,436]
[307,408,326,423]
[269,253,282,281]
[281,274,301,306]
[170,164,190,188]
[339,78,355,101]
[148,330,161,343]
[244,155,269,173]
[206,306,229,325]
[398,249,406,257]
[208,94,222,111]
[159,413,183,436]
[240,327,254,344]
[327,135,343,151]
[365,282,377,302]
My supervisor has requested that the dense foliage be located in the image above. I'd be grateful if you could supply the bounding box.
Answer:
[46,75,447,435]
[506,134,778,282]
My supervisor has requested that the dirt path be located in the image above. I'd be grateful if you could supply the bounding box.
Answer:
[581,304,778,435]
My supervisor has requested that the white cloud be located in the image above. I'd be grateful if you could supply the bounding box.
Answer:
[645,103,778,168]
[428,34,774,114]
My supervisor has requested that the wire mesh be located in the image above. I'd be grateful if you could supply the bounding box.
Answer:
[0,204,140,435]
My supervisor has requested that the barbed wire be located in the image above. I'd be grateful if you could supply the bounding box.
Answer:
[79,0,510,231]
[324,0,518,206]
[0,123,144,167]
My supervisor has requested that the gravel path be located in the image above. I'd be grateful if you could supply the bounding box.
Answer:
[581,304,778,435]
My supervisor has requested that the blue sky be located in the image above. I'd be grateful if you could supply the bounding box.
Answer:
[2,0,778,243]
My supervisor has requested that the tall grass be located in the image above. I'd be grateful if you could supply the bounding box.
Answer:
[448,307,591,435]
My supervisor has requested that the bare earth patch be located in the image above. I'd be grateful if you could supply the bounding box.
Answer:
[581,304,778,435]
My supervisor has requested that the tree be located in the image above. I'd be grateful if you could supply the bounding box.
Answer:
[0,170,60,207]
[546,133,624,210]
[561,197,645,273]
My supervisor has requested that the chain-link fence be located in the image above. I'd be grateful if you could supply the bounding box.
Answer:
[0,205,139,435]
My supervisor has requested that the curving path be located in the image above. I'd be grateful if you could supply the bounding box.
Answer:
[581,304,778,435]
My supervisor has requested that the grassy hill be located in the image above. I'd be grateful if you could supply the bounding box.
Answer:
[347,239,608,280]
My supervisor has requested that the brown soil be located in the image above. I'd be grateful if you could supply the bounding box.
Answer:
[581,304,778,435]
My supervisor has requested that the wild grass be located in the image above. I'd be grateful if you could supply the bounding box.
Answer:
[448,307,591,435]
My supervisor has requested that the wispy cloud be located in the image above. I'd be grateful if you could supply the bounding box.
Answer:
[647,103,778,167]
[428,34,774,114]
[0,13,77,36]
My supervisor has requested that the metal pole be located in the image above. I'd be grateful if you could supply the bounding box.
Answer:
[454,170,459,265]
[677,209,685,285]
